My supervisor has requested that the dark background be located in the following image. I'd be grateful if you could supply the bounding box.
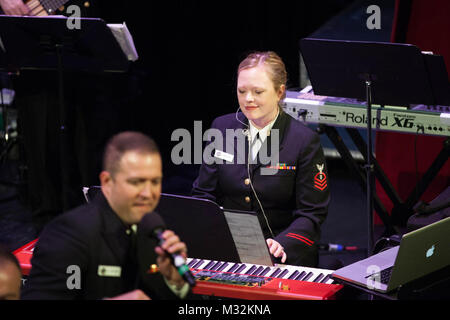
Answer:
[4,0,450,282]
[1,0,392,255]
[91,0,359,162]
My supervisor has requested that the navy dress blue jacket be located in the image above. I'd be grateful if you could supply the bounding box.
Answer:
[192,111,330,267]
[21,192,187,300]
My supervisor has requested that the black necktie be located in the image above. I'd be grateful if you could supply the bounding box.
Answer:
[123,226,139,291]
[251,132,262,161]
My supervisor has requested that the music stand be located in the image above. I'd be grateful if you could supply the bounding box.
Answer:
[0,15,129,210]
[299,38,438,257]
[155,193,242,263]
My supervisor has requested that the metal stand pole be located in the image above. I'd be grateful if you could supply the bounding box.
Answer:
[365,78,375,257]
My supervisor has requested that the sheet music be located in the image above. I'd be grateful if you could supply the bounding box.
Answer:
[107,22,139,62]
[223,210,273,266]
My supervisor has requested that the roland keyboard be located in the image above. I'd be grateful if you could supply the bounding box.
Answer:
[186,258,344,300]
[284,89,450,137]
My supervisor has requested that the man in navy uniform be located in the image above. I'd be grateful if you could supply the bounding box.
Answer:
[22,132,191,299]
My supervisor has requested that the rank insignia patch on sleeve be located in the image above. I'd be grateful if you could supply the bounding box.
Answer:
[314,163,328,191]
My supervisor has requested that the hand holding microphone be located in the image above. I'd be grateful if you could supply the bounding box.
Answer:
[155,229,191,288]
[140,213,196,288]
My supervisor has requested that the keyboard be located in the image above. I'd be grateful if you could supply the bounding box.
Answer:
[186,258,343,300]
[284,89,450,136]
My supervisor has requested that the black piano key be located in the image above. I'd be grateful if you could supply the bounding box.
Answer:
[210,261,223,270]
[188,259,198,267]
[269,268,281,278]
[302,272,314,281]
[235,264,247,274]
[217,262,229,272]
[288,270,300,280]
[278,269,289,278]
[321,274,332,283]
[294,271,306,281]
[259,267,271,277]
[227,263,240,273]
[192,260,205,269]
[252,266,265,276]
[204,260,216,270]
[313,273,324,283]
[245,265,257,275]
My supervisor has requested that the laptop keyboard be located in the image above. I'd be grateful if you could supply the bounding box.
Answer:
[379,266,394,284]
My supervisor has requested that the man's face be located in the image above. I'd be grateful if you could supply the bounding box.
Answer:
[101,151,163,225]
[237,65,284,129]
[0,261,21,300]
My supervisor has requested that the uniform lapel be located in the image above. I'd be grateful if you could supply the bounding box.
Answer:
[250,111,289,175]
[96,194,130,264]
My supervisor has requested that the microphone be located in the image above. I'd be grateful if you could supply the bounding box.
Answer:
[140,213,196,287]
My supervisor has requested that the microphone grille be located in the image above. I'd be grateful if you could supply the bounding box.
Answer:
[139,212,166,235]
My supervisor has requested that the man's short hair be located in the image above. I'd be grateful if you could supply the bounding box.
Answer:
[102,131,160,176]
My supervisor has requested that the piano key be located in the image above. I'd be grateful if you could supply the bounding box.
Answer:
[313,273,324,283]
[302,272,314,281]
[217,262,229,272]
[294,271,306,281]
[204,260,216,270]
[288,270,299,280]
[235,264,247,274]
[245,265,257,275]
[259,267,272,277]
[210,261,223,271]
[321,274,334,284]
[278,269,289,278]
[192,259,205,269]
[188,259,198,267]
[239,264,256,275]
[268,268,282,278]
[251,266,265,276]
[226,263,240,273]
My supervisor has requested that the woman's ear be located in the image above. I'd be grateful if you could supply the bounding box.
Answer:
[278,84,286,100]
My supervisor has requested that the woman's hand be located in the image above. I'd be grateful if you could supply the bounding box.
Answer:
[0,0,30,15]
[266,238,287,263]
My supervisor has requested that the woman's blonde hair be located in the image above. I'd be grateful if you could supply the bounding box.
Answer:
[237,51,287,105]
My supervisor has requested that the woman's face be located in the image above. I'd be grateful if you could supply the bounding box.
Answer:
[237,65,284,129]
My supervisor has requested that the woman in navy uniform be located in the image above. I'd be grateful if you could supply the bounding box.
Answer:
[192,52,330,267]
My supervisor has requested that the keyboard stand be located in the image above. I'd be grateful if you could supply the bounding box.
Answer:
[320,125,395,236]
[320,124,449,232]
[299,38,450,249]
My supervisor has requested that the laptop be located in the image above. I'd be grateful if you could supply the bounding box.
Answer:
[155,193,273,265]
[332,217,450,293]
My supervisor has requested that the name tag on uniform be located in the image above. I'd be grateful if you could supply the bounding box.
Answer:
[214,150,234,162]
[98,265,121,277]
